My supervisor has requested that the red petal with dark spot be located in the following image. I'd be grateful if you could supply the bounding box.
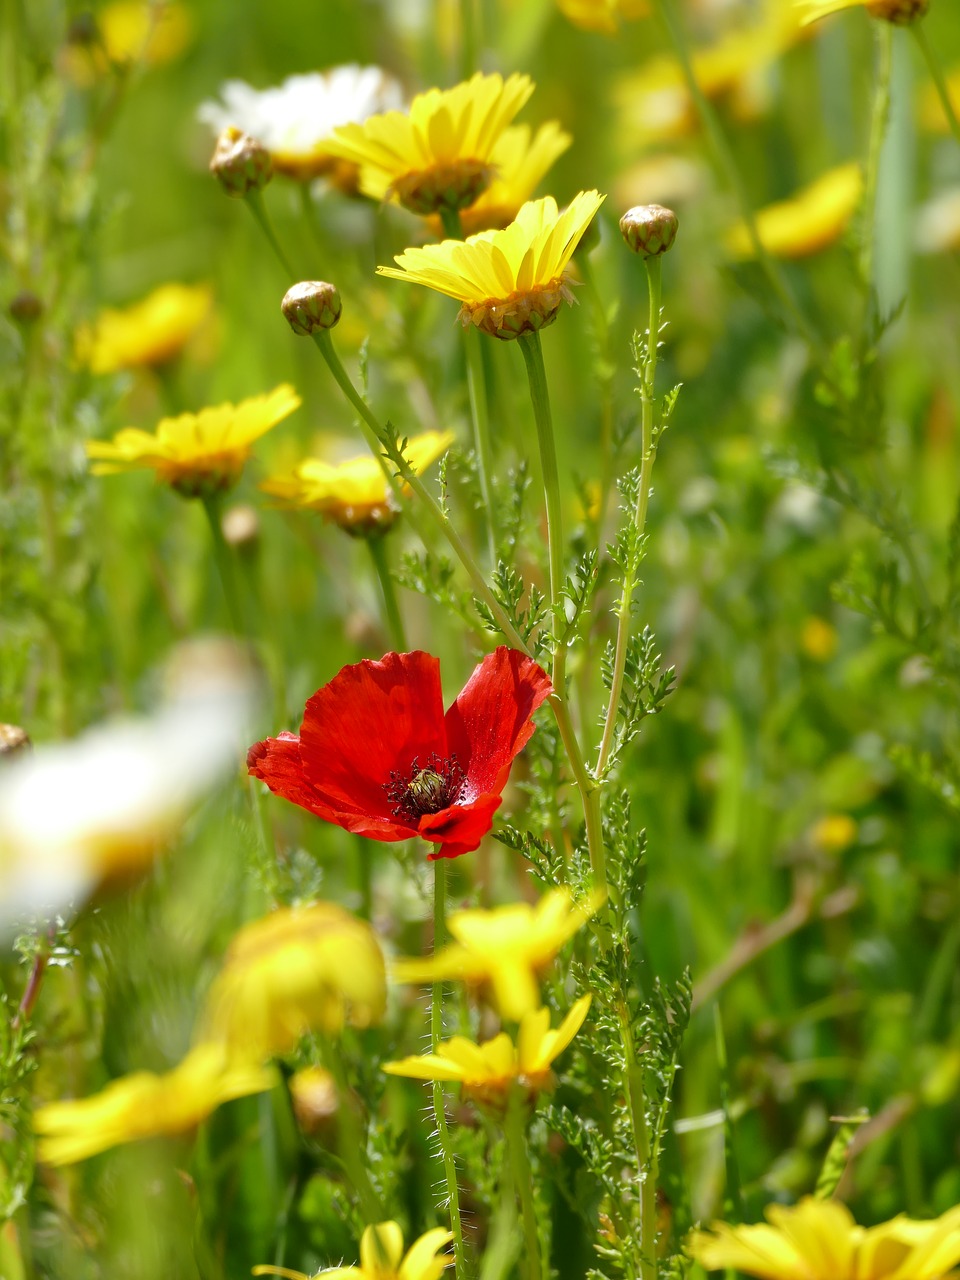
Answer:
[419,792,504,859]
[444,647,554,797]
[299,651,448,821]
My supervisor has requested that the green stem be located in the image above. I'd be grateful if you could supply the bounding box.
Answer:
[460,0,478,78]
[298,181,327,264]
[517,331,563,608]
[367,534,407,650]
[596,257,662,782]
[440,204,498,563]
[200,492,245,636]
[577,252,616,536]
[619,1004,657,1280]
[505,1096,543,1280]
[432,861,467,1280]
[322,1040,382,1224]
[244,188,297,279]
[649,0,820,353]
[860,24,893,311]
[913,21,960,149]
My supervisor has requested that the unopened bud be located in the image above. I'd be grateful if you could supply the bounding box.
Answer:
[281,281,342,335]
[210,126,273,198]
[620,204,679,258]
[9,291,43,326]
[289,1067,339,1138]
[866,0,927,21]
[0,724,31,762]
[221,503,260,553]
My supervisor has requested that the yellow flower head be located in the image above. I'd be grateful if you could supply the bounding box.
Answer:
[384,995,591,1112]
[85,384,300,498]
[556,0,648,35]
[453,122,572,237]
[64,1,192,85]
[261,429,454,535]
[200,902,387,1062]
[77,282,213,375]
[392,888,602,1020]
[378,190,606,341]
[687,1196,960,1280]
[325,72,534,215]
[726,163,862,260]
[254,1221,453,1280]
[797,0,928,25]
[34,1044,273,1166]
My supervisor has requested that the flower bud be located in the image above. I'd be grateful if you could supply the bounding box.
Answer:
[281,281,342,335]
[9,291,43,326]
[0,724,31,763]
[620,204,679,258]
[209,126,273,198]
[866,0,927,21]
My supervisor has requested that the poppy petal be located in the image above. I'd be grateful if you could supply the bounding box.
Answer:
[248,732,415,841]
[443,648,553,797]
[420,792,504,858]
[299,651,448,821]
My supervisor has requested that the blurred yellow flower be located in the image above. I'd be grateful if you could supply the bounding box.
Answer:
[454,121,572,236]
[920,68,960,134]
[261,428,454,535]
[200,902,387,1061]
[800,616,838,661]
[77,282,212,375]
[86,384,301,497]
[556,0,648,34]
[687,1196,960,1279]
[287,1066,339,1135]
[254,1222,453,1280]
[63,1,192,85]
[34,1044,273,1166]
[797,0,928,24]
[378,190,605,340]
[384,996,591,1111]
[392,887,602,1020]
[726,163,862,259]
[326,72,534,214]
[811,813,858,854]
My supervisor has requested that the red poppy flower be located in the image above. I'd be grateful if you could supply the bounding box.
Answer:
[247,647,553,859]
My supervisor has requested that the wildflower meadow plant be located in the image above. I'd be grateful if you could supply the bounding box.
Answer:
[5,1,960,1279]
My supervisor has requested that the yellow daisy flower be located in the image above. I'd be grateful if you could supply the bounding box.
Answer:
[454,121,572,236]
[77,282,212,375]
[556,0,648,35]
[392,887,602,1020]
[797,0,928,25]
[725,163,862,259]
[199,902,387,1062]
[254,1221,453,1280]
[325,71,534,215]
[64,0,192,85]
[85,384,301,498]
[261,428,454,535]
[378,190,606,341]
[384,995,591,1112]
[34,1044,273,1166]
[686,1196,960,1279]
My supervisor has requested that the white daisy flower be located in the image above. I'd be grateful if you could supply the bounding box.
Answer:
[198,65,405,183]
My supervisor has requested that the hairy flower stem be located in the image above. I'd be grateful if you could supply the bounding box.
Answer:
[505,1097,544,1280]
[433,861,467,1280]
[201,492,246,637]
[244,189,297,279]
[440,205,498,563]
[596,257,662,782]
[913,22,960,148]
[518,331,608,895]
[367,534,408,650]
[860,24,893,315]
[649,0,820,356]
[619,1004,657,1280]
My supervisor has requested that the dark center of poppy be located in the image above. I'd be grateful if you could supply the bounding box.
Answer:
[385,753,466,824]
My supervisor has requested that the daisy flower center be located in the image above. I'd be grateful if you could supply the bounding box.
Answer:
[385,754,467,822]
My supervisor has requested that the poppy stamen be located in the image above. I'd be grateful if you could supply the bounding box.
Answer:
[385,753,466,823]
